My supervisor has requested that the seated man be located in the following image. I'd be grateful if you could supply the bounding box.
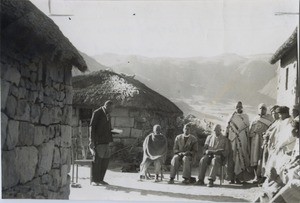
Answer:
[168,123,198,184]
[139,124,168,182]
[195,124,228,187]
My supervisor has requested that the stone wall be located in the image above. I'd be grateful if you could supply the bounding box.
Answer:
[1,53,73,199]
[72,106,181,162]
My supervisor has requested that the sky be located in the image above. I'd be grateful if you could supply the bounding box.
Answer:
[31,0,299,58]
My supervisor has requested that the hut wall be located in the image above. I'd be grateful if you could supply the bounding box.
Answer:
[72,106,181,162]
[1,53,73,199]
[277,51,298,109]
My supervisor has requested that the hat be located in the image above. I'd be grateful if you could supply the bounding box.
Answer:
[270,105,279,112]
[258,103,267,109]
[276,106,289,114]
[236,101,243,108]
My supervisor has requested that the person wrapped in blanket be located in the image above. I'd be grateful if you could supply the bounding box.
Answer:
[225,101,253,184]
[139,124,168,182]
[255,106,300,203]
[249,103,274,184]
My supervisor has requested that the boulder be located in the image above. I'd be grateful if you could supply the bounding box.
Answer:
[5,95,17,118]
[53,147,60,168]
[16,99,30,121]
[36,140,54,176]
[61,125,72,147]
[3,66,21,85]
[18,121,34,146]
[33,126,47,146]
[6,120,19,150]
[1,80,10,109]
[2,150,19,189]
[1,112,8,149]
[15,146,38,184]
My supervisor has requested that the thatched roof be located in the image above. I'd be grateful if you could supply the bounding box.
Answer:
[0,0,87,71]
[270,28,297,65]
[73,70,183,115]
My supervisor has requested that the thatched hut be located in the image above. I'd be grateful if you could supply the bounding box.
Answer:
[270,28,299,109]
[1,0,87,199]
[72,70,183,163]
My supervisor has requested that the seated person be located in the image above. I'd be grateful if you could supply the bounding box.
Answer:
[195,124,228,187]
[168,123,198,184]
[139,124,167,182]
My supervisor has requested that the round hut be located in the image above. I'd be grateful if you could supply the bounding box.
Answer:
[72,70,183,163]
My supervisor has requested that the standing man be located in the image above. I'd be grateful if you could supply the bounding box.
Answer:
[195,124,228,187]
[226,101,251,183]
[261,105,280,178]
[139,124,168,182]
[89,100,114,186]
[168,123,198,184]
[249,103,273,183]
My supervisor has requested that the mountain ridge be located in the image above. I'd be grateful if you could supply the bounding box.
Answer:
[77,52,278,123]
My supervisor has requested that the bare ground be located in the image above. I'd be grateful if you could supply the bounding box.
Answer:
[69,162,262,202]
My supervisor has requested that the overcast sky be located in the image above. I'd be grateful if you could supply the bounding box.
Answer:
[31,0,298,58]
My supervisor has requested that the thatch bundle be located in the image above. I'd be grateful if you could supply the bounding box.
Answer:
[73,70,183,115]
[1,0,87,71]
[270,28,297,65]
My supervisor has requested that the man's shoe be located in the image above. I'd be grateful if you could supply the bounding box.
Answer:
[229,179,235,184]
[194,180,205,185]
[207,180,214,187]
[99,180,109,185]
[168,179,174,184]
[235,179,242,184]
[91,182,100,186]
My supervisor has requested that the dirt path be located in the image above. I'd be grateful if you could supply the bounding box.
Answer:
[70,165,262,202]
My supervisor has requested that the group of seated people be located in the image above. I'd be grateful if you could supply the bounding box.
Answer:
[139,121,232,186]
[138,102,299,201]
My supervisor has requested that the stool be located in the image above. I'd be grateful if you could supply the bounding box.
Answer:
[72,159,93,184]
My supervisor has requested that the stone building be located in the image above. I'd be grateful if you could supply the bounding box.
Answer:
[1,0,87,199]
[270,28,299,109]
[72,70,183,162]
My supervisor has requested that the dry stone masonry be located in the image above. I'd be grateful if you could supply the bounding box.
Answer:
[1,54,73,199]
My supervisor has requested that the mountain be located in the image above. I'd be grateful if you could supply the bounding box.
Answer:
[94,53,277,102]
[78,52,278,123]
[72,51,110,76]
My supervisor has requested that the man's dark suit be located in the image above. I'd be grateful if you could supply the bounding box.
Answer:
[90,106,113,183]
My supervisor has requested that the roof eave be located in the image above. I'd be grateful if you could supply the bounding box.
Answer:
[269,28,298,65]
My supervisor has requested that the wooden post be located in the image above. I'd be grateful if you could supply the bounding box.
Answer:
[297,25,300,156]
[78,120,86,159]
[71,139,75,183]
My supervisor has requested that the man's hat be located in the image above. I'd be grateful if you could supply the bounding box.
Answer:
[236,101,243,108]
[258,103,267,109]
[270,105,279,112]
[276,106,289,114]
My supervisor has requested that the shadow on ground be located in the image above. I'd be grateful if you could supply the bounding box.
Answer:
[103,184,248,202]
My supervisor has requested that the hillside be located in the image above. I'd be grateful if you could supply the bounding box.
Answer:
[72,51,110,76]
[93,53,277,104]
[76,52,278,124]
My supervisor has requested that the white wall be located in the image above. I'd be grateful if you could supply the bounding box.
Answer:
[277,61,298,110]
